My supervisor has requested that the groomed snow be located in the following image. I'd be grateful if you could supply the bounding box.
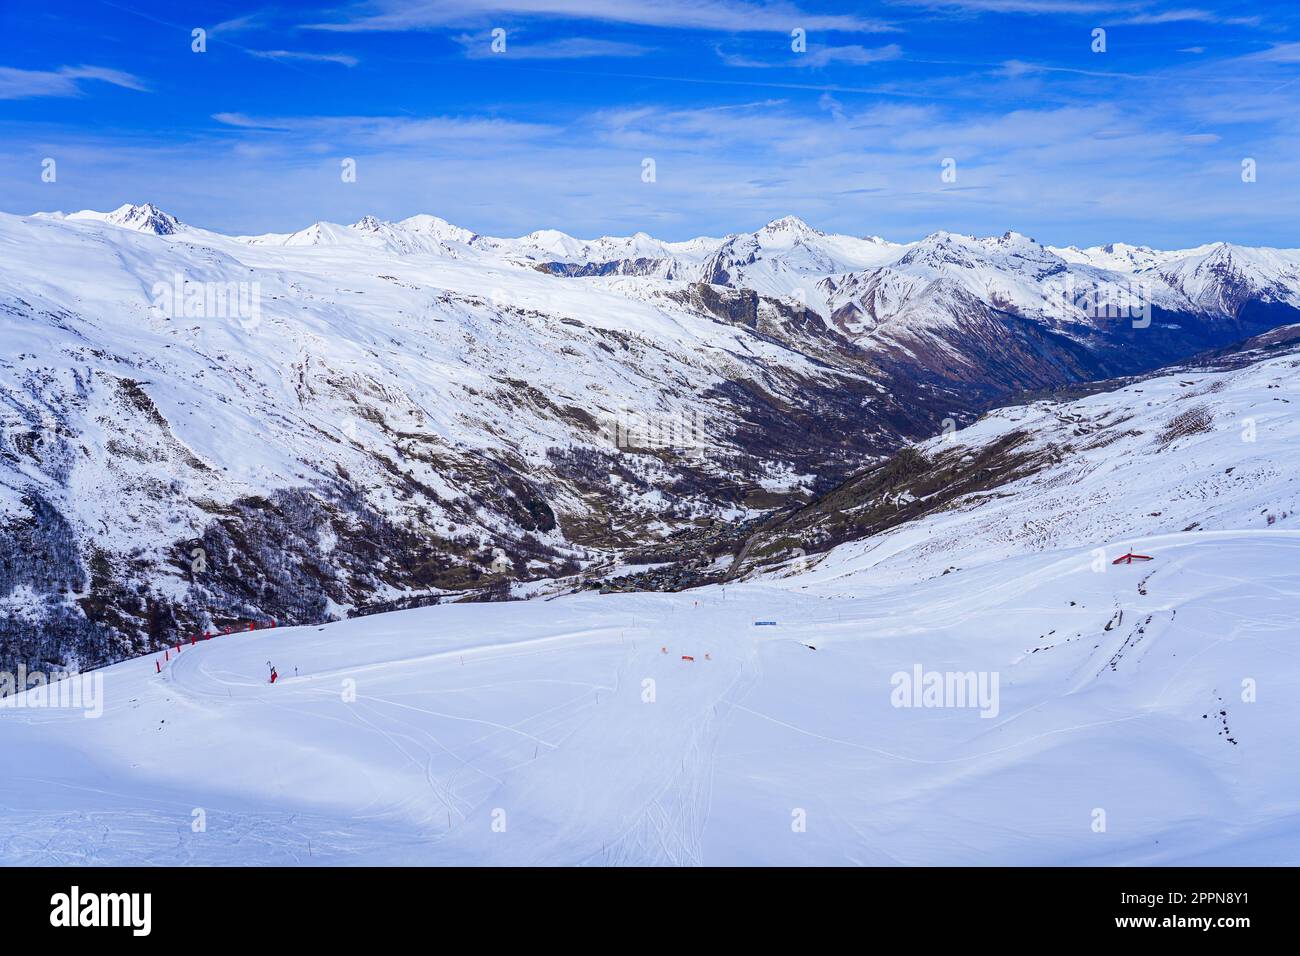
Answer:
[2,525,1296,865]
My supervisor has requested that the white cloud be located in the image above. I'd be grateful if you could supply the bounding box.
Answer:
[304,0,896,34]
[210,13,273,35]
[0,64,148,99]
[453,34,653,59]
[1245,42,1300,64]
[211,111,554,145]
[721,43,904,68]
[1116,8,1261,26]
[9,55,1298,248]
[892,0,1125,13]
[999,59,1153,80]
[248,50,360,66]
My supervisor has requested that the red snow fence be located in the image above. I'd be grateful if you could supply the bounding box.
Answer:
[1112,552,1153,565]
[153,618,279,674]
[202,618,278,639]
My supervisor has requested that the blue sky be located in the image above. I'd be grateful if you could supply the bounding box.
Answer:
[2,0,1298,246]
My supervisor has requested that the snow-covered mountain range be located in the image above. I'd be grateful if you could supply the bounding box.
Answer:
[3,203,1299,674]
[3,339,1297,865]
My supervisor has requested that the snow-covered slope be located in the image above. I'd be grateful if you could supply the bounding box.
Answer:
[695,215,905,310]
[1050,240,1204,273]
[1,207,941,672]
[3,416,1296,864]
[740,337,1300,588]
[4,204,1300,679]
[246,213,480,257]
[516,215,1300,385]
[1156,243,1300,315]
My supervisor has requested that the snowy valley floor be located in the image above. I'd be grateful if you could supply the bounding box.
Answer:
[2,530,1298,866]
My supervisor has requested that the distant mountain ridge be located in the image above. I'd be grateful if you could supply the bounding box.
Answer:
[2,203,1298,675]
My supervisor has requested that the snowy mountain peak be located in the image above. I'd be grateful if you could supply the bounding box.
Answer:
[1101,241,1150,255]
[896,231,974,267]
[338,214,481,252]
[68,202,184,235]
[280,220,353,246]
[517,228,585,257]
[396,214,478,244]
[758,215,822,242]
[996,229,1039,246]
[106,202,183,234]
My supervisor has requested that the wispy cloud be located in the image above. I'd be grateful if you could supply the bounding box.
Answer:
[211,111,553,146]
[1245,42,1300,64]
[720,43,904,68]
[900,0,1266,23]
[1115,8,1261,26]
[0,64,148,99]
[247,49,360,66]
[891,0,1126,13]
[210,12,276,35]
[304,0,896,34]
[9,0,1295,246]
[453,33,652,59]
[12,84,1298,247]
[999,59,1155,80]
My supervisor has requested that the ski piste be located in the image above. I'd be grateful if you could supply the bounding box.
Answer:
[3,341,1298,865]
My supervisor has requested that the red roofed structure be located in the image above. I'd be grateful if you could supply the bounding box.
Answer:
[1112,552,1153,565]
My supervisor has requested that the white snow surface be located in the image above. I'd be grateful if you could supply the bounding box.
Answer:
[2,350,1297,865]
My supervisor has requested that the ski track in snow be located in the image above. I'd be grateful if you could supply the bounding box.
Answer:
[2,529,1298,865]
